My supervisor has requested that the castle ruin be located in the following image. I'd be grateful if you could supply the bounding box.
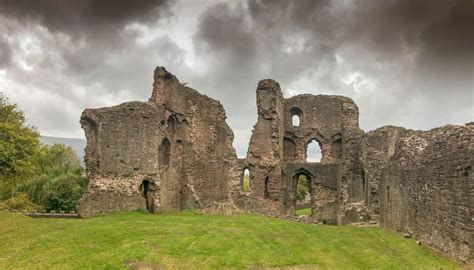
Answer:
[77,67,473,263]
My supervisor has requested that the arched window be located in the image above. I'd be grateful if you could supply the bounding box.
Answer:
[242,168,250,192]
[306,139,322,162]
[292,115,300,127]
[159,138,171,167]
[289,107,303,127]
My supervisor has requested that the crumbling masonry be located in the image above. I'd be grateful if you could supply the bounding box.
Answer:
[78,67,473,263]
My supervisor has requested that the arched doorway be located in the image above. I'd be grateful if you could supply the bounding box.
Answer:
[139,180,157,213]
[292,170,313,216]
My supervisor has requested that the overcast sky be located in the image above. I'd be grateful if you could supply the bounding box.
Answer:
[0,0,472,157]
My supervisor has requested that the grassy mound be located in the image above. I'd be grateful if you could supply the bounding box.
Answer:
[0,211,459,269]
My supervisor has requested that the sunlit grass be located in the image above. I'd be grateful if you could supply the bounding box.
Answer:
[0,211,459,269]
[296,207,311,216]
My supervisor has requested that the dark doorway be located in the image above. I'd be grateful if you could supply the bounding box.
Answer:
[140,180,156,213]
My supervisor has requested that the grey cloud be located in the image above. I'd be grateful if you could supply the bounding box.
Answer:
[192,0,473,138]
[0,0,181,139]
[0,0,171,36]
[1,0,472,158]
[0,36,12,68]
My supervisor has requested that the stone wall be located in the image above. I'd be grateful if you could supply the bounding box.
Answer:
[378,124,473,263]
[78,67,239,217]
[359,126,412,217]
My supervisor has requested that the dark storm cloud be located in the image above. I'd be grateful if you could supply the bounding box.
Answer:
[193,0,473,137]
[0,0,170,35]
[0,0,177,139]
[0,36,12,67]
[1,0,472,157]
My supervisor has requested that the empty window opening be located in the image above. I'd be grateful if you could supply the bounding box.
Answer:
[306,139,322,162]
[159,138,171,167]
[264,176,270,198]
[292,115,300,127]
[295,174,312,216]
[242,168,250,192]
[139,180,156,213]
[289,107,303,127]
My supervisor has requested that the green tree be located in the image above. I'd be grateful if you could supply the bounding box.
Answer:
[14,144,85,205]
[0,92,89,211]
[296,175,309,202]
[0,93,40,179]
[42,174,89,212]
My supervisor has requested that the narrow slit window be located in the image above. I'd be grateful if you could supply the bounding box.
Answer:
[242,169,250,192]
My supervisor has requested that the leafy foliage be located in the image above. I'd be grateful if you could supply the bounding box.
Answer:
[0,192,41,211]
[0,93,40,179]
[42,174,89,212]
[0,92,88,211]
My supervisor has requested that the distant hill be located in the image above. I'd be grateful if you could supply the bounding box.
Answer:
[40,136,86,165]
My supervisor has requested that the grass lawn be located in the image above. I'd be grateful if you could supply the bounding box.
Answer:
[0,211,459,269]
[296,208,311,216]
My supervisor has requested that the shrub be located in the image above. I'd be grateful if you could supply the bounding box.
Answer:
[42,174,89,212]
[0,192,42,211]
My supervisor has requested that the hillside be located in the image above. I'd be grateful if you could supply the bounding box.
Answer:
[40,136,86,165]
[0,211,459,269]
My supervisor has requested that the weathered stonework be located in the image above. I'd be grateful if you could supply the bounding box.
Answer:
[78,67,240,217]
[78,67,472,264]
[378,124,473,263]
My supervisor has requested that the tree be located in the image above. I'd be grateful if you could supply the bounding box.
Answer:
[296,175,309,202]
[0,93,40,179]
[0,92,89,211]
[42,174,89,212]
[13,144,85,205]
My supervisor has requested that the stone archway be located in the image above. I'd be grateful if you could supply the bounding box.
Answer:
[292,169,314,216]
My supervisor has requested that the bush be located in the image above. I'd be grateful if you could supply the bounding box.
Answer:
[42,174,89,212]
[0,192,42,211]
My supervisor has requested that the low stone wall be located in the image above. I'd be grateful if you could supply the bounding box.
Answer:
[1,210,81,219]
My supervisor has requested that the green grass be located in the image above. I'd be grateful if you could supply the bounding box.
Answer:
[0,211,459,269]
[296,208,311,216]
